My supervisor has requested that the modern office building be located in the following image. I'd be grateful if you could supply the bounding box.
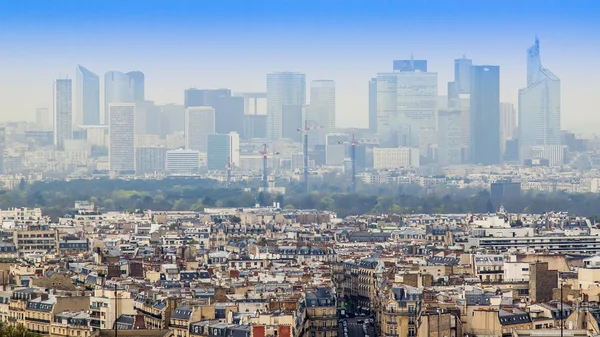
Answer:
[470,65,500,165]
[166,149,200,174]
[310,80,336,145]
[454,56,472,94]
[108,103,135,173]
[375,73,398,145]
[185,106,215,152]
[75,65,100,126]
[158,104,185,136]
[373,147,419,169]
[207,132,240,171]
[437,109,463,166]
[55,79,73,150]
[491,180,522,209]
[518,38,561,164]
[134,101,160,135]
[242,115,267,139]
[325,133,347,166]
[104,71,133,124]
[266,72,306,140]
[135,146,167,174]
[500,102,517,155]
[0,127,5,174]
[36,108,52,131]
[126,71,145,101]
[369,78,377,133]
[393,59,427,72]
[183,88,243,135]
[281,105,303,142]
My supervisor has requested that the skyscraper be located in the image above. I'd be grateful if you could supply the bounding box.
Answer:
[519,37,561,163]
[470,65,501,165]
[437,109,463,166]
[375,73,398,145]
[55,79,73,150]
[266,72,306,140]
[500,102,517,155]
[393,59,427,72]
[104,71,133,124]
[310,80,336,145]
[36,108,52,131]
[183,89,244,135]
[368,78,377,133]
[126,71,145,101]
[185,106,215,152]
[109,103,135,173]
[454,56,472,94]
[207,132,240,171]
[75,65,100,126]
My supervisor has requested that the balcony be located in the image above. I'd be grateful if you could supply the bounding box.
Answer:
[169,323,188,329]
[25,317,50,323]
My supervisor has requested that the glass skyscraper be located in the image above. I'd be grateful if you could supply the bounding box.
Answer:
[104,71,145,124]
[470,65,500,165]
[55,79,72,150]
[518,37,561,163]
[266,72,306,140]
[75,65,100,126]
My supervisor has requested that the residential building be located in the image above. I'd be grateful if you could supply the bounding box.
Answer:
[166,149,201,174]
[373,147,419,169]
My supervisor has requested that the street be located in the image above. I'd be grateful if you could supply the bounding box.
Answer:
[339,317,376,337]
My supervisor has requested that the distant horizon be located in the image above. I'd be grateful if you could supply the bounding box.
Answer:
[1,0,600,135]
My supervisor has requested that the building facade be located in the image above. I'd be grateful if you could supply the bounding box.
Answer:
[109,103,136,173]
[470,65,500,165]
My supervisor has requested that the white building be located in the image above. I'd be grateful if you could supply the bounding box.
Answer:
[109,103,135,172]
[266,72,306,140]
[185,106,215,152]
[373,147,419,169]
[519,38,561,163]
[166,149,200,174]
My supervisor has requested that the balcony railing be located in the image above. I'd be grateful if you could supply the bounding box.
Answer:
[25,317,50,323]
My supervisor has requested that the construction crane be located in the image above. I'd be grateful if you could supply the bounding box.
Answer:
[297,121,323,193]
[258,144,279,191]
[225,157,232,186]
[339,134,360,193]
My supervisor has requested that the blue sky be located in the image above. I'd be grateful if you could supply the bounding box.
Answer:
[1,0,599,132]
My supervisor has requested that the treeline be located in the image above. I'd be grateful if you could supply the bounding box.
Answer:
[2,178,600,219]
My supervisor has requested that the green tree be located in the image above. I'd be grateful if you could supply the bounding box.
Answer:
[319,196,334,210]
[284,204,295,209]
[388,204,401,212]
[103,199,115,210]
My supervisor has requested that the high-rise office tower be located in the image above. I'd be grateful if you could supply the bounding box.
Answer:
[266,72,306,140]
[134,101,161,136]
[109,103,136,172]
[375,73,398,145]
[126,71,145,101]
[393,59,427,72]
[437,109,463,166]
[0,127,5,174]
[518,37,561,163]
[104,71,134,124]
[396,70,438,154]
[325,133,347,166]
[500,102,517,155]
[75,65,100,126]
[183,89,243,135]
[369,78,377,133]
[207,132,240,171]
[310,80,336,145]
[454,56,472,94]
[470,65,501,165]
[158,104,185,136]
[282,105,304,142]
[55,79,73,150]
[36,108,52,131]
[185,106,215,152]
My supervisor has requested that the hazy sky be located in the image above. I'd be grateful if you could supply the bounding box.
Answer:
[1,0,599,133]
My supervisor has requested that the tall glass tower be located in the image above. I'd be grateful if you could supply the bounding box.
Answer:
[470,65,500,165]
[55,79,73,150]
[76,65,100,126]
[519,37,561,163]
[266,72,306,140]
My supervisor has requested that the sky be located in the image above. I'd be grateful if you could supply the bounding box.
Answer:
[1,0,600,133]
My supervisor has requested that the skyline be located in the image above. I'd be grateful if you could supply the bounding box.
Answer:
[1,1,600,133]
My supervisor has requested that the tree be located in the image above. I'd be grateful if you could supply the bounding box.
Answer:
[102,199,115,210]
[388,204,401,213]
[319,196,334,210]
[284,204,295,209]
[18,178,26,191]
